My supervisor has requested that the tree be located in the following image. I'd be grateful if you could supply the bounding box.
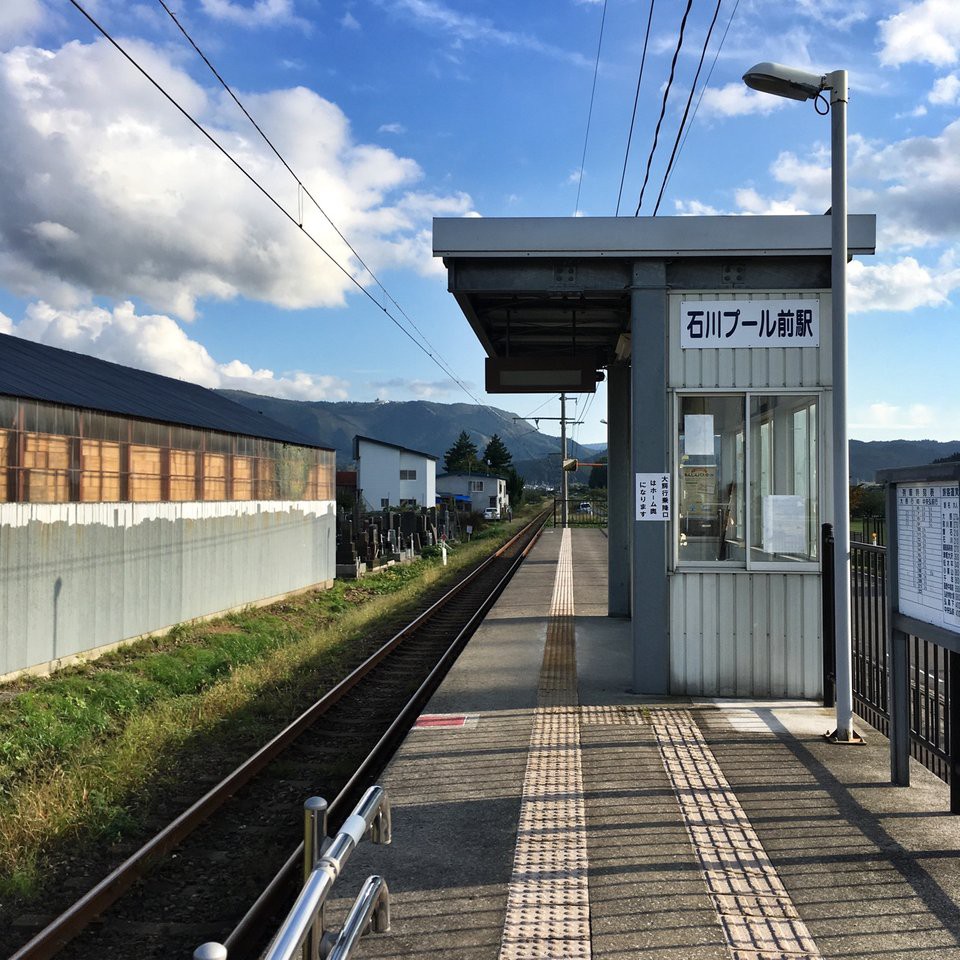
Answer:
[444,430,479,473]
[588,457,607,489]
[506,466,525,506]
[483,434,512,473]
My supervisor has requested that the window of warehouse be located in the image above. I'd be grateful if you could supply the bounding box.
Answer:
[400,469,417,480]
[677,394,819,568]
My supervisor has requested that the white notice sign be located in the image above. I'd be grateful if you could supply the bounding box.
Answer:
[684,415,714,456]
[761,495,807,554]
[896,483,960,632]
[636,473,671,522]
[680,299,820,349]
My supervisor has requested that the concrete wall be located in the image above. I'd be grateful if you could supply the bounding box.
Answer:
[0,499,335,678]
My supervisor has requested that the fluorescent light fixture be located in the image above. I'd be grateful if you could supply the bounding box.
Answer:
[742,61,825,101]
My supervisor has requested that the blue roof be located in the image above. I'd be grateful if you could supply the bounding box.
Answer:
[0,333,330,449]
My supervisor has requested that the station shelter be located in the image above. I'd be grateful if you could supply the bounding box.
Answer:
[433,215,876,698]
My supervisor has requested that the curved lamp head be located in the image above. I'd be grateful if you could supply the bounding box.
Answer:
[742,61,825,101]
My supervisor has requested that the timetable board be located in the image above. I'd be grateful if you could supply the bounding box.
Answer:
[896,482,960,633]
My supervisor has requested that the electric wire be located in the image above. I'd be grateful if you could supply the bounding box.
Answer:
[574,0,607,216]
[651,0,725,216]
[660,0,740,198]
[154,0,459,383]
[633,0,695,216]
[615,0,656,216]
[67,0,542,459]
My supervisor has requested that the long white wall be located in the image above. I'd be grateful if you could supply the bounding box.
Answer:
[0,499,335,678]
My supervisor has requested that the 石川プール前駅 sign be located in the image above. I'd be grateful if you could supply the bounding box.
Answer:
[680,299,820,349]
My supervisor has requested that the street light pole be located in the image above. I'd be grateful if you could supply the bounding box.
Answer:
[743,62,859,742]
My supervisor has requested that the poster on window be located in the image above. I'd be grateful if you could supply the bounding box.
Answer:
[636,473,671,522]
[762,495,808,554]
[684,415,715,456]
[681,465,716,519]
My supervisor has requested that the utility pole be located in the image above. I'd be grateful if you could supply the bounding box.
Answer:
[560,392,568,528]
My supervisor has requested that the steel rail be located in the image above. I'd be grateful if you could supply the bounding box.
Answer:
[10,512,548,960]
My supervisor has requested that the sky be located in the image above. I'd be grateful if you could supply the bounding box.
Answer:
[0,0,959,457]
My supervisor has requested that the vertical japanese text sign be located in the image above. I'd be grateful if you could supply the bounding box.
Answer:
[636,473,671,522]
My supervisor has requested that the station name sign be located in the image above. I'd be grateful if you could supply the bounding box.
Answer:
[680,299,820,349]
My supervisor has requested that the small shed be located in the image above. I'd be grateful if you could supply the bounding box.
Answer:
[434,215,877,698]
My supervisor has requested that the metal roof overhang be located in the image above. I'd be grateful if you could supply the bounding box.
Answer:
[433,215,877,392]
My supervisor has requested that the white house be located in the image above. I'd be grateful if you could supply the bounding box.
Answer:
[354,435,437,509]
[437,471,509,517]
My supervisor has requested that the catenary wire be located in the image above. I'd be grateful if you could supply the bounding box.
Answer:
[154,0,462,385]
[651,0,725,216]
[574,0,608,216]
[615,0,656,216]
[633,0,695,216]
[68,0,541,459]
[660,0,740,198]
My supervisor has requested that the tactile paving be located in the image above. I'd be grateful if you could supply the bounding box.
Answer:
[499,529,592,960]
[652,708,823,960]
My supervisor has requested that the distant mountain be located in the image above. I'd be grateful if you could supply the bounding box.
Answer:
[217,392,597,466]
[217,391,959,487]
[850,439,960,483]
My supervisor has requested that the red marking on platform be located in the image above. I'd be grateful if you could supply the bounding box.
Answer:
[415,714,466,727]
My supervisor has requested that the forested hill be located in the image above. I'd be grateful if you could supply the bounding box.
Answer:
[849,440,960,482]
[217,391,596,465]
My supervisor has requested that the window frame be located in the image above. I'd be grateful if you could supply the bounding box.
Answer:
[672,389,822,573]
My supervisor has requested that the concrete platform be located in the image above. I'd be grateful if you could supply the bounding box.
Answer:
[326,527,960,959]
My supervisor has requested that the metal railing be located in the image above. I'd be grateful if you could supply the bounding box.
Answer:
[552,498,607,527]
[194,786,391,960]
[825,529,953,786]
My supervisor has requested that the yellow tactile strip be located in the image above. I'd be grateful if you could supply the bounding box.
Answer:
[652,708,822,960]
[499,529,592,960]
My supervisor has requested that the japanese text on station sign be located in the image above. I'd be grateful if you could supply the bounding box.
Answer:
[896,483,960,633]
[636,473,671,522]
[680,299,820,349]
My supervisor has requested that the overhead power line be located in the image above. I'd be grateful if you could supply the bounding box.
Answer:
[574,0,608,216]
[651,0,725,216]
[66,0,541,460]
[615,0,656,216]
[633,0,695,216]
[660,0,741,201]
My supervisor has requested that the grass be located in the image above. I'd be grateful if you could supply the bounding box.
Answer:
[0,511,537,903]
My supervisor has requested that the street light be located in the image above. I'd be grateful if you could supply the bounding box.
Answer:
[743,62,860,743]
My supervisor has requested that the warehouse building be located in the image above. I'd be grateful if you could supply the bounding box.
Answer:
[0,334,335,680]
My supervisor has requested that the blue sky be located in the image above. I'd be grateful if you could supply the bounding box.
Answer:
[1,0,959,453]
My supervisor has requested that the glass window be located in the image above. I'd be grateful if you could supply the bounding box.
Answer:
[400,469,417,480]
[749,395,819,563]
[678,396,745,563]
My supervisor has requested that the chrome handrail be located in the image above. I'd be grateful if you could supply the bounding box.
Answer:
[195,786,390,960]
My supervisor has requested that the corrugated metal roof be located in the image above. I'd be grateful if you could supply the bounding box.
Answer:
[0,333,331,449]
[353,434,439,461]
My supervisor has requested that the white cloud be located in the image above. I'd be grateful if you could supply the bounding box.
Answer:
[378,122,405,134]
[6,301,350,400]
[341,11,361,29]
[930,73,960,104]
[199,0,307,29]
[0,38,474,319]
[370,376,459,398]
[0,0,45,43]
[384,0,589,66]
[698,83,785,118]
[879,0,960,67]
[851,401,937,435]
[848,256,960,313]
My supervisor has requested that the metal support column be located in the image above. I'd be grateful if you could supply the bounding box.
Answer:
[560,393,569,528]
[607,361,631,617]
[630,260,670,694]
[886,481,910,786]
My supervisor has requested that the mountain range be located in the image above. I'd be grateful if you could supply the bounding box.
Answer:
[219,391,960,486]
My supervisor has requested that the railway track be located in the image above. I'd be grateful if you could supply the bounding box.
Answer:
[9,512,547,960]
